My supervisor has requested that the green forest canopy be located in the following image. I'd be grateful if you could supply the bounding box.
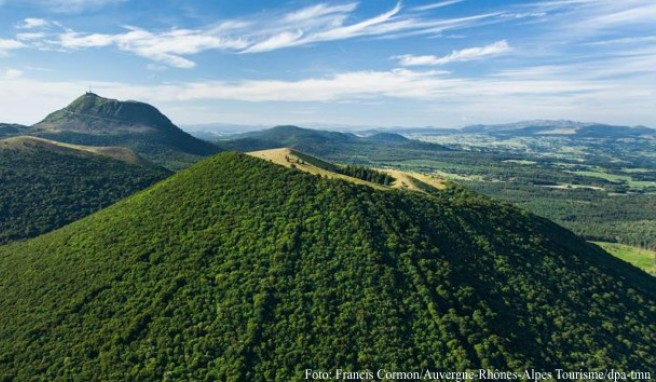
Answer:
[0,152,654,381]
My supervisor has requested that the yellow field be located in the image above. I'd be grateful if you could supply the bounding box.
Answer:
[0,136,145,165]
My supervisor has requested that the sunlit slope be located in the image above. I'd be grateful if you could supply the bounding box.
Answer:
[0,152,655,380]
[248,148,446,192]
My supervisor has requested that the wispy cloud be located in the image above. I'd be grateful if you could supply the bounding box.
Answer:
[527,0,656,39]
[243,2,408,53]
[11,2,504,67]
[412,0,467,12]
[17,17,49,29]
[583,2,656,28]
[283,3,358,22]
[394,40,510,66]
[583,36,656,46]
[500,12,547,19]
[241,31,305,54]
[55,27,249,68]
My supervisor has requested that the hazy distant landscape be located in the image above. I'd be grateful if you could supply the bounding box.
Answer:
[1,0,655,380]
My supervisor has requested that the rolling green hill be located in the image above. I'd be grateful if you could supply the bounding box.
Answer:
[28,93,221,170]
[0,152,654,380]
[0,123,30,138]
[0,136,170,244]
[218,125,450,162]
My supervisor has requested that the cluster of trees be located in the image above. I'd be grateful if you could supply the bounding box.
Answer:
[0,152,654,380]
[285,151,395,186]
[0,148,169,244]
[336,165,395,186]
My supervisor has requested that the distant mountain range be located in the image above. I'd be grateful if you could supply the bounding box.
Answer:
[183,119,655,139]
[217,125,450,163]
[183,122,269,139]
[360,120,656,138]
[1,93,221,170]
[460,120,656,137]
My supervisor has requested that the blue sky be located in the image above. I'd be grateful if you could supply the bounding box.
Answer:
[0,0,654,128]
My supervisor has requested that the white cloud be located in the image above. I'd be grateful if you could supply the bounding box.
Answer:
[283,3,358,23]
[500,12,547,19]
[584,36,656,46]
[1,68,23,79]
[528,0,656,42]
[392,54,442,66]
[57,31,114,48]
[243,2,406,53]
[0,39,25,54]
[394,40,511,66]
[242,31,304,54]
[584,3,656,28]
[17,18,49,29]
[304,2,402,42]
[54,27,249,68]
